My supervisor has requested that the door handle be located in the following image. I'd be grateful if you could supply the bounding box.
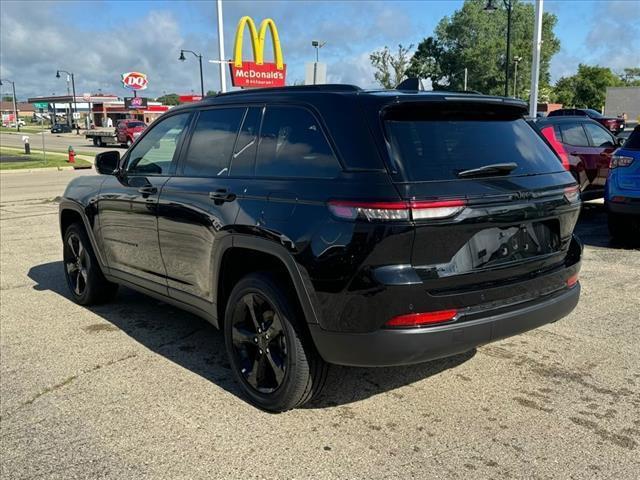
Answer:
[209,189,237,203]
[138,185,158,195]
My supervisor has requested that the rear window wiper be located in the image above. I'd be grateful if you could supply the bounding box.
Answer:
[456,162,518,178]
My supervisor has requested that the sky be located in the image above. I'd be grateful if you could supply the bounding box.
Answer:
[1,0,639,100]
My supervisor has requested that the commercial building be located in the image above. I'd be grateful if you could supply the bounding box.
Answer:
[26,95,171,127]
[605,87,640,124]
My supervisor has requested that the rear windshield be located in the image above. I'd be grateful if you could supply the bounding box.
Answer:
[623,127,640,150]
[585,109,603,118]
[385,114,565,181]
[127,121,146,128]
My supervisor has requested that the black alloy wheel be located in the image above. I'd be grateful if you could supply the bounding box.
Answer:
[224,272,328,412]
[231,293,287,393]
[62,223,118,305]
[64,232,89,297]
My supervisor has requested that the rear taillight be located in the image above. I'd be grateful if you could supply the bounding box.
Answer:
[610,155,634,168]
[564,185,580,204]
[541,126,570,171]
[328,199,466,222]
[566,273,579,288]
[385,309,458,328]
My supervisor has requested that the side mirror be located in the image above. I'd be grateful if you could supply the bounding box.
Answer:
[95,150,120,175]
[617,137,625,146]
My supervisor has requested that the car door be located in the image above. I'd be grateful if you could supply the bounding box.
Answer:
[157,106,249,307]
[96,112,191,294]
[583,121,617,189]
[557,121,596,191]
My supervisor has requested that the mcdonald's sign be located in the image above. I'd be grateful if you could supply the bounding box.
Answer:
[230,16,286,88]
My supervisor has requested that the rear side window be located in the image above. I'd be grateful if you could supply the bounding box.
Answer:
[583,123,614,147]
[384,114,565,181]
[256,106,340,178]
[559,123,589,146]
[182,108,244,177]
[623,128,640,150]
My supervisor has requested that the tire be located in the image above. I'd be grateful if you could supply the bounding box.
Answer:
[63,223,118,305]
[96,137,103,147]
[92,137,98,146]
[224,272,328,412]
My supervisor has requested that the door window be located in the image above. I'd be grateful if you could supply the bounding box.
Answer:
[127,113,190,175]
[181,108,244,177]
[255,106,340,178]
[559,123,590,147]
[583,122,614,147]
[229,107,262,177]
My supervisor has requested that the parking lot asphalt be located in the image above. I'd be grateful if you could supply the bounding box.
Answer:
[1,171,639,480]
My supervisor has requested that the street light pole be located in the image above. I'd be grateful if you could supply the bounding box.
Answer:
[56,70,78,131]
[179,49,205,97]
[513,56,522,97]
[529,0,544,117]
[0,79,19,132]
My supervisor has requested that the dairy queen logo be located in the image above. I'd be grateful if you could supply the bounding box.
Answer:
[121,72,148,91]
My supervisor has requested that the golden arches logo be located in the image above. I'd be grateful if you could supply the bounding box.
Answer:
[233,16,284,70]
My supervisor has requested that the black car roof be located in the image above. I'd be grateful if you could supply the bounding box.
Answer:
[171,84,528,113]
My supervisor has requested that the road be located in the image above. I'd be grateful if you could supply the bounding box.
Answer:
[1,130,126,155]
[1,170,639,479]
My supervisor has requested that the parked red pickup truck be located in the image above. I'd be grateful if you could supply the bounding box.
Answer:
[86,120,146,148]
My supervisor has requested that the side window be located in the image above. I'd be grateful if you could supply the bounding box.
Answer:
[255,106,340,178]
[559,123,589,147]
[181,108,244,177]
[583,122,614,147]
[127,113,190,175]
[229,107,262,177]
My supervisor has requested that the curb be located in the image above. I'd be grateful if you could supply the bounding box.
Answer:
[0,166,86,175]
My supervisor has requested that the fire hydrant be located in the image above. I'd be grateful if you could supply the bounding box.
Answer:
[67,146,76,164]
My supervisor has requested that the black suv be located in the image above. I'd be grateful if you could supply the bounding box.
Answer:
[59,85,582,411]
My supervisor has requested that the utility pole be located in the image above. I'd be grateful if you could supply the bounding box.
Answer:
[0,79,20,132]
[464,68,468,91]
[529,0,543,117]
[216,0,227,93]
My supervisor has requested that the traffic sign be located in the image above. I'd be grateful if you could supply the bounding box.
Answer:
[33,102,48,109]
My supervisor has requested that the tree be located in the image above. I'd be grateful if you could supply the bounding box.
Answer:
[619,67,640,86]
[2,95,14,102]
[370,44,413,89]
[552,64,623,108]
[405,0,560,97]
[155,93,180,105]
[206,90,218,97]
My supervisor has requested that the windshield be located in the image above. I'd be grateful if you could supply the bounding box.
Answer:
[585,109,604,118]
[385,116,565,182]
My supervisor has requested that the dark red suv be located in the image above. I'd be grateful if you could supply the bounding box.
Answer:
[547,108,625,134]
[536,117,623,200]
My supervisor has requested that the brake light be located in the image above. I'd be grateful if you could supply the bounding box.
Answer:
[541,126,570,171]
[385,309,458,328]
[566,273,579,288]
[610,155,634,168]
[328,199,466,222]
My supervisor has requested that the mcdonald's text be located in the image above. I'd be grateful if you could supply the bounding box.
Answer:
[230,61,287,88]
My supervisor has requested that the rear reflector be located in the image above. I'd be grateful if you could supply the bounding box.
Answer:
[385,309,458,328]
[566,273,579,288]
[328,199,466,222]
[564,185,580,204]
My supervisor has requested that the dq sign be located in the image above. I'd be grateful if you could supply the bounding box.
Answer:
[230,16,286,88]
[121,72,148,91]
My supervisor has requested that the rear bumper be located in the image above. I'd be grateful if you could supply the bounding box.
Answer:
[607,199,640,216]
[310,284,580,367]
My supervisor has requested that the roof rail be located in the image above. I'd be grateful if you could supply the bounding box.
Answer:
[215,84,362,97]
